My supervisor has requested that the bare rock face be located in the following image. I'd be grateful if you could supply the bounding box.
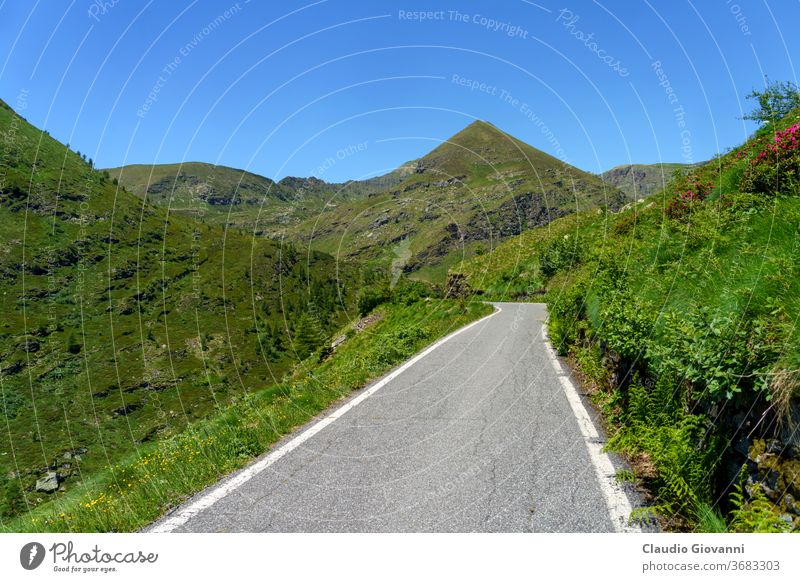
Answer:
[601,163,693,199]
[747,434,800,511]
[444,273,472,299]
[35,471,60,493]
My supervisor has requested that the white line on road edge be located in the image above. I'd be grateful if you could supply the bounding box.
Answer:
[540,324,641,533]
[150,306,502,532]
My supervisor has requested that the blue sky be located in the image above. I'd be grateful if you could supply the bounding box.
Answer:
[1,0,798,181]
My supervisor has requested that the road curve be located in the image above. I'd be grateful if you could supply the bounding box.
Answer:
[152,302,642,532]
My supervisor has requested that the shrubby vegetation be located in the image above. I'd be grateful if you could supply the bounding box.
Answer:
[743,79,800,125]
[357,278,442,316]
[357,285,392,317]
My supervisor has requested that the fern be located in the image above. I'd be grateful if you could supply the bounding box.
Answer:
[606,372,722,527]
[729,473,791,532]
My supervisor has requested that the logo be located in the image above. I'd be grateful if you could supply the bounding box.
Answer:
[20,542,46,570]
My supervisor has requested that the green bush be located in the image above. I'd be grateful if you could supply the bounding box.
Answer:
[740,122,800,197]
[357,286,391,316]
[392,279,439,305]
[665,178,714,221]
[0,467,26,519]
[539,235,583,278]
[599,294,655,360]
[649,308,776,403]
[547,279,589,354]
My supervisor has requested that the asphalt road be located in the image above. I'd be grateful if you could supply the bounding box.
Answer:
[155,302,641,532]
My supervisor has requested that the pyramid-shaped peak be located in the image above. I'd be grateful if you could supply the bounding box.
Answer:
[464,119,496,129]
[451,119,506,138]
[413,119,566,176]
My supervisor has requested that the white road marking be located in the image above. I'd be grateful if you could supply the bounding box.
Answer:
[150,306,502,533]
[540,324,640,533]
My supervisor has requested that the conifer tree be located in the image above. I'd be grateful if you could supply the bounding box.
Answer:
[292,312,324,359]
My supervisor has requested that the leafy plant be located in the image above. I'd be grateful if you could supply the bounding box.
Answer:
[743,80,800,126]
[599,294,655,360]
[649,308,776,403]
[615,469,636,483]
[740,123,800,196]
[547,279,588,353]
[607,374,722,527]
[729,477,791,532]
[539,234,583,278]
[665,178,714,220]
[357,285,391,316]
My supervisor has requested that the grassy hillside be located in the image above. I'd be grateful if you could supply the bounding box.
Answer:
[601,162,695,199]
[456,110,800,531]
[106,162,347,238]
[106,162,397,238]
[106,162,289,207]
[456,210,607,299]
[0,99,358,522]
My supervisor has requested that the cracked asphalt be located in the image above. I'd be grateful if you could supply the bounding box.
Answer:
[167,302,627,532]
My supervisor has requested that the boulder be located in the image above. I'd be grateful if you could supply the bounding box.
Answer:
[35,471,60,493]
[444,273,471,299]
[21,336,40,353]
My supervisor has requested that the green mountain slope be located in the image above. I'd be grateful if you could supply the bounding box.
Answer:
[110,121,630,284]
[106,162,341,236]
[106,162,289,207]
[0,100,356,516]
[105,161,401,233]
[456,110,800,531]
[288,120,630,282]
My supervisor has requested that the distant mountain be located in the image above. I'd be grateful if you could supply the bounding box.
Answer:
[0,100,355,504]
[106,162,394,234]
[107,162,391,209]
[109,121,630,282]
[106,162,288,207]
[286,120,629,281]
[601,163,695,199]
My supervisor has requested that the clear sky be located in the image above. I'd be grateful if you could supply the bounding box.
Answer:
[1,0,798,182]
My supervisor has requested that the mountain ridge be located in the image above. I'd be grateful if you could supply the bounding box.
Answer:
[600,162,697,199]
[108,119,631,282]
